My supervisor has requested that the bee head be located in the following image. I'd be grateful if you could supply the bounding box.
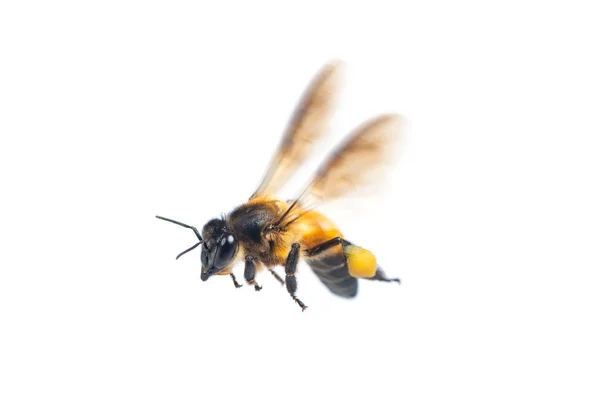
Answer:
[200,218,239,281]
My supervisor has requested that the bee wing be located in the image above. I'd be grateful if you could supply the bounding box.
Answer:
[251,61,343,199]
[297,114,406,209]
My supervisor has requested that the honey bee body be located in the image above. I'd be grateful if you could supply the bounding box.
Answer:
[201,197,349,294]
[231,198,341,264]
[157,61,406,310]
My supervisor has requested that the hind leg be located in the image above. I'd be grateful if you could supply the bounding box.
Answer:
[306,237,377,278]
[305,237,351,257]
[366,267,401,284]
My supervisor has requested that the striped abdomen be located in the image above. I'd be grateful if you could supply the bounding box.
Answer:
[306,251,358,298]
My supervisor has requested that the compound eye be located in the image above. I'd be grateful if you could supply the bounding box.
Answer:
[214,234,237,270]
[201,247,209,268]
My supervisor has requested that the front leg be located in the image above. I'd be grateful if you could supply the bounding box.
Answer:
[244,256,262,291]
[229,273,243,288]
[285,243,307,311]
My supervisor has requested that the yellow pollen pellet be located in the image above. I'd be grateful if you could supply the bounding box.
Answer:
[343,245,377,278]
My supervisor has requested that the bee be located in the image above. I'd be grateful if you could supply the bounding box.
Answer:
[157,61,405,311]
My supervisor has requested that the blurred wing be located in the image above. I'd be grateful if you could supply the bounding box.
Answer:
[251,61,343,200]
[289,114,406,216]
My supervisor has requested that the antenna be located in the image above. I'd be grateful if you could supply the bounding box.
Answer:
[156,215,203,242]
[156,215,204,260]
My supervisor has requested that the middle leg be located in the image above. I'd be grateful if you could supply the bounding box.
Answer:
[284,243,307,311]
[267,268,285,286]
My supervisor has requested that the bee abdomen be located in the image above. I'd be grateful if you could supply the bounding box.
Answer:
[306,254,358,298]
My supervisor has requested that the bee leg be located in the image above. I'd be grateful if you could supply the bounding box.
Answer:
[307,237,384,279]
[284,243,307,311]
[244,256,262,291]
[268,268,285,286]
[365,267,401,284]
[305,237,351,257]
[229,273,243,289]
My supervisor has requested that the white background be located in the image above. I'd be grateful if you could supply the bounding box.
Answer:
[1,1,599,399]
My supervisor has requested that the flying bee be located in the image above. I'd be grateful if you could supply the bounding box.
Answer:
[157,61,406,311]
